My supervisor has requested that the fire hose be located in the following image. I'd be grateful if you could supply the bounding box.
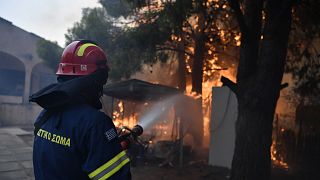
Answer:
[117,125,145,150]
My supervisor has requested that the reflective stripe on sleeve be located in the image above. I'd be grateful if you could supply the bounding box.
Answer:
[88,151,130,180]
[77,43,97,56]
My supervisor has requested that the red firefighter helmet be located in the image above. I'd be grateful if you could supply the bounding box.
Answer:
[56,40,109,76]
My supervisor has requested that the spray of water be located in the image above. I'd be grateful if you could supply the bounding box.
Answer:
[139,94,181,130]
[138,94,203,149]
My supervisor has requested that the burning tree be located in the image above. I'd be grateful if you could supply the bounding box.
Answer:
[96,0,239,91]
[224,0,293,179]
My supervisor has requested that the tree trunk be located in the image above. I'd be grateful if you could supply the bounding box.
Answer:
[191,8,205,94]
[236,0,263,82]
[191,30,205,144]
[190,2,206,146]
[191,36,205,94]
[230,0,292,179]
[177,32,186,91]
[175,0,187,91]
[178,20,187,92]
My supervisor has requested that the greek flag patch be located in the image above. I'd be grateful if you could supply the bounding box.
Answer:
[105,128,117,141]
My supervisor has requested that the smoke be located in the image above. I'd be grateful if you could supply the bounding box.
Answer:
[137,93,202,148]
[131,60,179,87]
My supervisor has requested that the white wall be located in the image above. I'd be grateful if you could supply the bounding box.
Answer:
[0,18,43,103]
[209,86,238,168]
[0,18,53,126]
[0,103,42,126]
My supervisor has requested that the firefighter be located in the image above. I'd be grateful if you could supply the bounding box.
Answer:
[30,40,131,180]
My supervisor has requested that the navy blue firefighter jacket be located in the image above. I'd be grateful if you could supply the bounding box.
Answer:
[30,70,131,180]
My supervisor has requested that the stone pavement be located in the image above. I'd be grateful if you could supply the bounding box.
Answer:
[0,127,34,180]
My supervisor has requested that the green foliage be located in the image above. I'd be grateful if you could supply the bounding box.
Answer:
[65,6,172,80]
[109,21,171,79]
[158,0,193,32]
[36,39,62,71]
[99,0,147,18]
[65,7,134,80]
[65,7,118,49]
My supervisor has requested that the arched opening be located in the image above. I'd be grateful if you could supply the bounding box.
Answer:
[0,51,25,96]
[30,63,56,94]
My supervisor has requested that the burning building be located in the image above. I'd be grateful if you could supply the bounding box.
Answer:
[103,79,203,147]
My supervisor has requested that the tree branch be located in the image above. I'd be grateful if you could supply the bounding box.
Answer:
[156,46,194,57]
[185,19,196,37]
[221,76,237,94]
[280,83,289,90]
[227,0,248,34]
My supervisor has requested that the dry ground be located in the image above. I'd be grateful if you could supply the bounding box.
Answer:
[131,163,229,180]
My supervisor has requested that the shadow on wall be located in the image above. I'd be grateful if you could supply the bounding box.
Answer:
[0,51,25,100]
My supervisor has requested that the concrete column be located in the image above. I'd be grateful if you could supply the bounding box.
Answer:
[23,64,33,103]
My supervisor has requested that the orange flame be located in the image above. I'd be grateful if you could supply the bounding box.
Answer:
[271,140,289,170]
